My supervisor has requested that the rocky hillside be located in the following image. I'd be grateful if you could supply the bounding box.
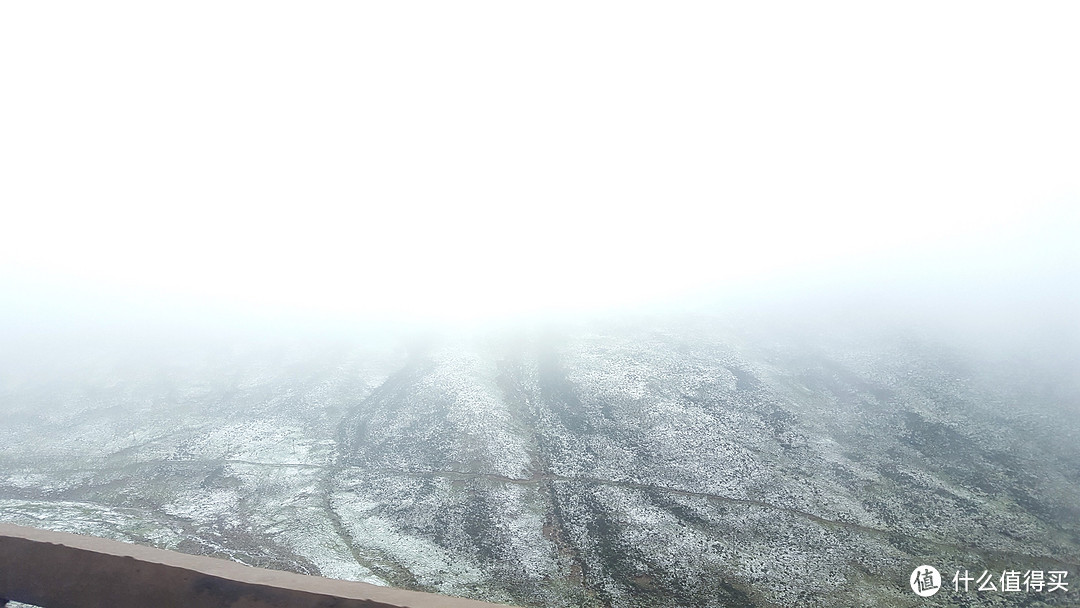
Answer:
[1,313,1077,607]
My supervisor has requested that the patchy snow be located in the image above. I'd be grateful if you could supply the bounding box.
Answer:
[333,491,486,594]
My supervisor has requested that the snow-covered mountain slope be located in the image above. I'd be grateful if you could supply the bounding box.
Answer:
[1,315,1077,607]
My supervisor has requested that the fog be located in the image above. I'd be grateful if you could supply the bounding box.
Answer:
[3,2,1079,326]
[3,192,1076,375]
[1,6,1079,603]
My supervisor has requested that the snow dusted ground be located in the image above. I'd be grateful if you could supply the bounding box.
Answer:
[1,318,1078,607]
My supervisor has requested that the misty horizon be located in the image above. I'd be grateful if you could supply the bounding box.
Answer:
[2,2,1079,606]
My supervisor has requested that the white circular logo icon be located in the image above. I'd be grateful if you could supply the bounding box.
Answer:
[910,565,941,597]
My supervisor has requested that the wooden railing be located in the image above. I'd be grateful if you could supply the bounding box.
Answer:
[0,523,514,608]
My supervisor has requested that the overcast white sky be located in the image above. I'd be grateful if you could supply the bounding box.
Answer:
[1,2,1078,321]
